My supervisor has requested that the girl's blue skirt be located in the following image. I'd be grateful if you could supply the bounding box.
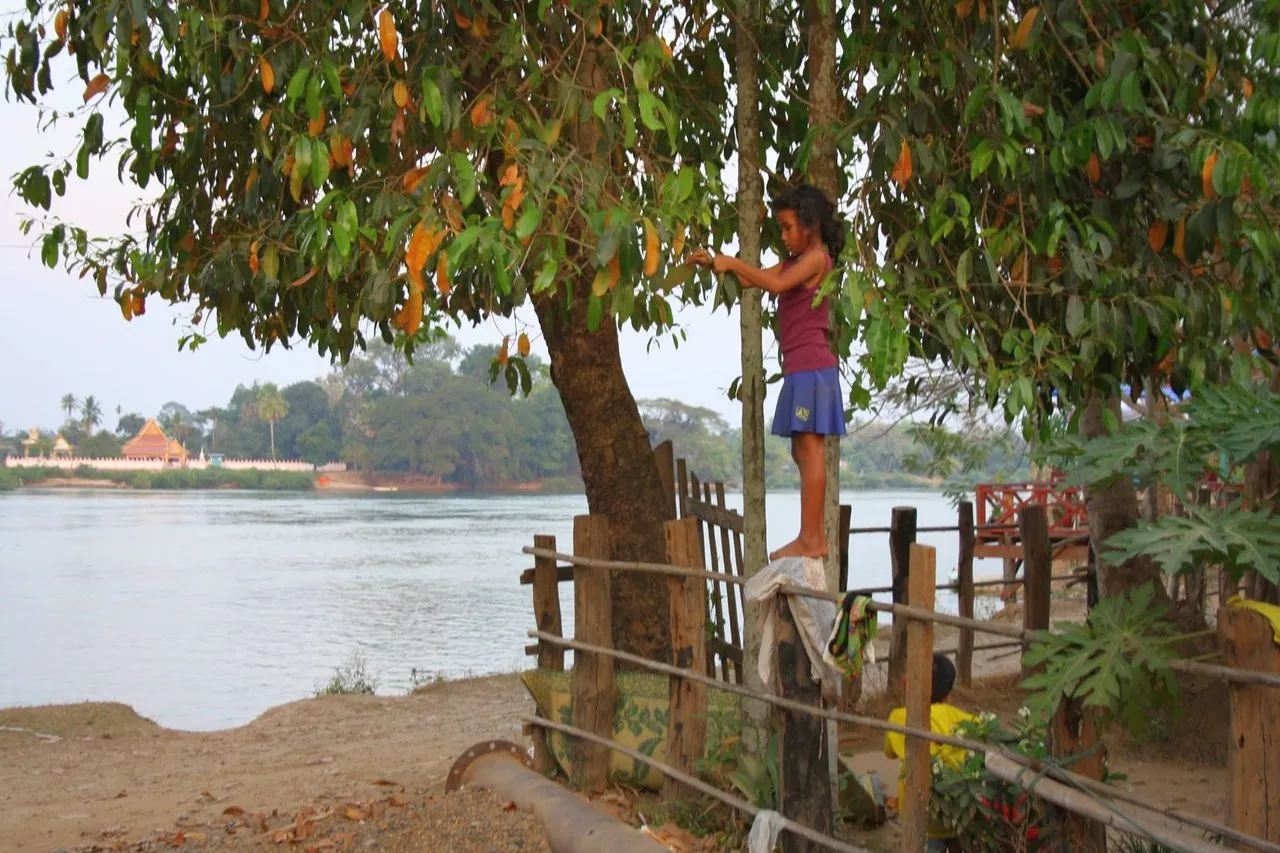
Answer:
[770,367,847,438]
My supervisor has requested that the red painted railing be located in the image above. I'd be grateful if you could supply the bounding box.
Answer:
[974,479,1088,537]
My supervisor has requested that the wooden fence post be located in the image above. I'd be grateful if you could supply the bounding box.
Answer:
[663,518,708,798]
[571,515,615,792]
[902,544,937,853]
[532,533,564,775]
[888,507,919,690]
[1221,606,1280,846]
[1020,504,1052,677]
[1046,697,1107,852]
[776,593,832,853]
[956,501,976,688]
[838,504,852,592]
[653,440,676,519]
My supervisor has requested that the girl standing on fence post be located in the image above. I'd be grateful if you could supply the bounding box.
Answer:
[688,184,846,561]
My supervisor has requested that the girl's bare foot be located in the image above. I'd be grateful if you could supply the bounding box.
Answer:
[769,535,828,561]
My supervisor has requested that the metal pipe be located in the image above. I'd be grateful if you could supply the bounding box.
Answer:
[446,740,666,853]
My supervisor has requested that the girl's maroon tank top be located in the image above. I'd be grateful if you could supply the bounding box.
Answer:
[775,252,837,375]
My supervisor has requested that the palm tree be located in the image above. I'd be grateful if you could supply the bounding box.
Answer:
[256,384,290,460]
[60,394,78,424]
[80,396,103,432]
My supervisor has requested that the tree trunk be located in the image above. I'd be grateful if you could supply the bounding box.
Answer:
[535,285,674,662]
[1079,392,1169,603]
[735,0,771,755]
[269,421,276,460]
[806,0,843,593]
[1242,369,1280,605]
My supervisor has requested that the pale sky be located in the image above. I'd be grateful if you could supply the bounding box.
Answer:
[0,19,775,432]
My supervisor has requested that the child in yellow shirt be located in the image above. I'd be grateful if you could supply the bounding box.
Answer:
[883,654,975,852]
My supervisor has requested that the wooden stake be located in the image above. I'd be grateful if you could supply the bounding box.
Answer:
[663,518,708,798]
[1047,697,1107,852]
[653,440,676,520]
[776,595,832,852]
[531,533,564,775]
[1221,606,1280,846]
[956,501,976,687]
[902,544,936,853]
[888,506,918,689]
[571,515,615,792]
[1020,504,1051,677]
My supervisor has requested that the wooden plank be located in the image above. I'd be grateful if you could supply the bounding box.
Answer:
[701,481,729,682]
[653,440,677,520]
[975,542,1089,563]
[676,458,690,520]
[887,506,918,689]
[520,565,574,586]
[728,512,747,686]
[533,535,565,673]
[708,637,745,667]
[777,597,832,851]
[663,518,709,798]
[956,501,976,688]
[571,515,615,792]
[530,536,562,775]
[837,504,852,591]
[1221,606,1280,845]
[901,544,937,853]
[1047,696,1107,851]
[715,483,743,681]
[686,496,746,534]
[1020,504,1052,677]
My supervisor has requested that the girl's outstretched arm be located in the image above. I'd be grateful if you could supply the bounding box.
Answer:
[689,249,825,295]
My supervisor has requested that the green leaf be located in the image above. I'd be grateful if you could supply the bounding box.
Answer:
[586,293,603,331]
[422,76,444,127]
[638,91,665,131]
[1065,296,1085,338]
[287,65,311,109]
[453,152,476,207]
[955,249,972,290]
[662,263,694,291]
[515,205,541,239]
[592,88,623,119]
[310,139,330,187]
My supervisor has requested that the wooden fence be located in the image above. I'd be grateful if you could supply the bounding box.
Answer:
[519,509,1280,853]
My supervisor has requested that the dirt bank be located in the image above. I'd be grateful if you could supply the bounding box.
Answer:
[0,676,536,852]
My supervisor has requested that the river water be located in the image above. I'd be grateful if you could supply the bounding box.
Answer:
[0,488,973,730]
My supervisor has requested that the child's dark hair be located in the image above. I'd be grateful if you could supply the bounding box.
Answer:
[931,653,957,703]
[773,184,846,257]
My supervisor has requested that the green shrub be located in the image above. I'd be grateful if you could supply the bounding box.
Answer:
[130,472,153,489]
[315,652,378,696]
[0,469,19,491]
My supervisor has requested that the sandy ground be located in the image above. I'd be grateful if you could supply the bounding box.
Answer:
[0,676,542,852]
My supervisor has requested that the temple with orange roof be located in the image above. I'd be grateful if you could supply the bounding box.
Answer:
[121,419,188,464]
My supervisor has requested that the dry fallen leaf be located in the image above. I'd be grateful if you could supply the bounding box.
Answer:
[222,806,246,817]
[387,795,407,807]
[344,807,366,821]
[83,73,110,103]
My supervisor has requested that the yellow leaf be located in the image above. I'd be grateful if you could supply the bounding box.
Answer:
[890,138,913,189]
[393,288,423,336]
[1086,152,1101,184]
[436,250,451,295]
[1147,220,1168,253]
[672,224,686,258]
[607,255,620,290]
[1203,55,1218,97]
[470,95,494,128]
[1173,218,1186,262]
[517,332,531,357]
[177,232,196,253]
[393,80,408,108]
[543,119,562,147]
[642,217,660,277]
[978,0,989,22]
[1243,77,1254,100]
[500,164,519,187]
[591,266,610,297]
[1010,250,1028,286]
[1010,7,1039,50]
[472,16,490,38]
[259,57,275,93]
[54,9,68,41]
[455,11,473,29]
[498,336,510,366]
[308,115,326,136]
[378,8,398,63]
[1201,151,1218,198]
[502,204,514,230]
[244,167,259,194]
[955,0,974,18]
[660,38,672,59]
[83,73,109,103]
[258,0,269,23]
[249,240,260,275]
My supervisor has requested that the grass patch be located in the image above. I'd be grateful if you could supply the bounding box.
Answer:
[2,465,313,491]
[314,652,378,696]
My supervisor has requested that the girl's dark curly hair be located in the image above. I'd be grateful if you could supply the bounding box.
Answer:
[772,184,846,257]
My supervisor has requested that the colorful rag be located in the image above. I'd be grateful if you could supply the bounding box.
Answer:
[824,592,877,679]
[1228,595,1280,645]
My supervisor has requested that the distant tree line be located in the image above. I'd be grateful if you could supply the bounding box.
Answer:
[2,337,1029,491]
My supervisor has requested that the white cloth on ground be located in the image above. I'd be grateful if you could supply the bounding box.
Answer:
[744,556,839,702]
